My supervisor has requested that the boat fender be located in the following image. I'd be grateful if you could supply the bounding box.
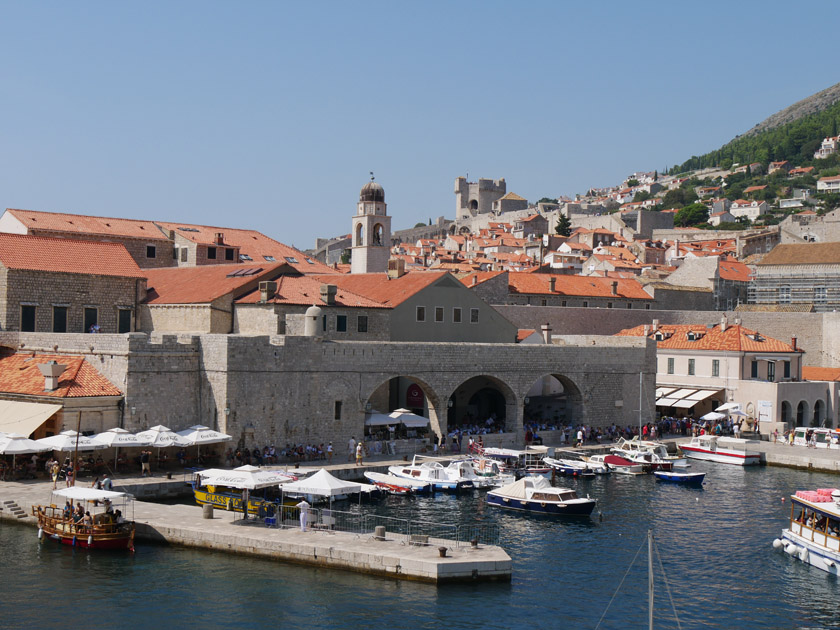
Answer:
[826,560,836,568]
[72,536,77,547]
[785,543,798,556]
[88,535,93,546]
[799,547,809,562]
[540,503,547,508]
[37,528,43,540]
[772,538,783,550]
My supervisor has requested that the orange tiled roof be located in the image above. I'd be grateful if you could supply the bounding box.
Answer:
[508,273,652,299]
[614,323,798,353]
[0,351,121,398]
[5,208,169,240]
[0,233,145,278]
[803,367,840,382]
[458,270,506,287]
[718,260,751,282]
[309,271,448,307]
[235,274,385,307]
[517,329,537,342]
[743,185,767,193]
[144,263,287,304]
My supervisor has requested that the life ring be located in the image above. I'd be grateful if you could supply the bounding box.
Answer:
[540,502,547,508]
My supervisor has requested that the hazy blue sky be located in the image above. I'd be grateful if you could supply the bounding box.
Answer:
[1,2,837,250]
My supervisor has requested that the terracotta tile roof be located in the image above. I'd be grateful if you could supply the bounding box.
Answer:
[498,192,526,201]
[797,209,817,215]
[0,233,145,278]
[758,242,840,266]
[5,208,169,240]
[614,323,798,353]
[718,260,751,282]
[144,263,287,304]
[803,367,840,382]
[819,175,840,182]
[789,167,815,175]
[235,274,385,307]
[155,221,335,274]
[0,351,121,398]
[518,214,543,222]
[458,271,506,287]
[516,329,537,342]
[743,185,767,193]
[508,273,652,299]
[309,271,448,307]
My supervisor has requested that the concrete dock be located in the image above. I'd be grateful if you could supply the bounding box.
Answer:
[0,458,511,584]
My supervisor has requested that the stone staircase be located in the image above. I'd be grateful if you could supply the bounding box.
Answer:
[2,499,28,519]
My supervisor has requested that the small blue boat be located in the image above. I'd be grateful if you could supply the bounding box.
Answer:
[653,470,705,485]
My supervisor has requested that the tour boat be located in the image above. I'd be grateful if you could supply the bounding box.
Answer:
[363,471,432,495]
[486,476,596,516]
[388,457,475,492]
[678,436,761,466]
[32,486,135,551]
[480,446,553,475]
[653,470,705,485]
[191,467,299,515]
[588,454,646,475]
[612,437,688,468]
[773,488,840,575]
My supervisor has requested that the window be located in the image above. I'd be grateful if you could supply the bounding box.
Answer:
[541,299,547,306]
[118,309,132,334]
[435,307,444,323]
[239,254,252,261]
[607,302,613,309]
[778,285,791,304]
[712,360,720,377]
[284,256,299,264]
[645,304,651,310]
[815,287,827,304]
[52,306,67,333]
[336,315,347,332]
[582,301,589,308]
[173,247,179,260]
[561,300,567,307]
[84,308,98,333]
[146,245,156,259]
[20,305,35,332]
[357,315,368,333]
[626,303,632,309]
[768,361,776,382]
[334,401,342,420]
[784,361,791,379]
[688,358,695,376]
[264,255,276,262]
[225,248,234,261]
[180,248,188,262]
[470,308,479,324]
[667,357,674,374]
[416,306,426,322]
[751,360,758,378]
[207,246,217,260]
[453,308,462,323]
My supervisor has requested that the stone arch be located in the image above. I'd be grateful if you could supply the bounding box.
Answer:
[814,399,826,427]
[445,374,517,435]
[522,373,584,429]
[459,225,471,236]
[469,199,478,211]
[797,400,809,426]
[355,223,364,247]
[361,375,443,441]
[781,400,792,426]
[372,223,384,246]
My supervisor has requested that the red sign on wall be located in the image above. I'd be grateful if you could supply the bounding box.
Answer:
[406,384,424,408]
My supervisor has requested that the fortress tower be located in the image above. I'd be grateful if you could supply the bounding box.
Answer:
[351,174,391,274]
[454,176,507,219]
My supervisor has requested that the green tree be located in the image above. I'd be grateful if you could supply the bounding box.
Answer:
[626,178,640,187]
[537,197,558,205]
[414,222,426,228]
[674,203,709,227]
[633,190,651,202]
[555,214,572,236]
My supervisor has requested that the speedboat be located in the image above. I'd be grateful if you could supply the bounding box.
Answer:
[612,437,687,468]
[388,457,475,492]
[481,446,553,475]
[363,471,431,495]
[467,458,516,487]
[543,456,602,477]
[678,436,761,466]
[774,488,840,575]
[653,470,705,485]
[486,476,596,516]
[588,454,646,475]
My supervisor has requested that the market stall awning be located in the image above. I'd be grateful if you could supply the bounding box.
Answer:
[655,388,721,410]
[0,401,62,437]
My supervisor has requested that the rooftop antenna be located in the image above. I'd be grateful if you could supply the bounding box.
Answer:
[370,171,375,182]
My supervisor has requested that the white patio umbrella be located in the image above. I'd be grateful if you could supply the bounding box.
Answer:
[388,409,430,428]
[35,430,108,453]
[198,464,295,490]
[0,432,51,471]
[700,411,726,421]
[175,425,232,463]
[729,410,748,418]
[90,428,150,471]
[135,425,189,470]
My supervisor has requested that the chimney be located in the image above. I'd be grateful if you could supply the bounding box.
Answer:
[320,284,337,305]
[471,275,478,286]
[541,323,552,344]
[38,360,67,392]
[259,281,277,303]
[611,280,618,295]
[214,232,224,245]
[387,258,406,279]
[643,324,650,336]
[720,314,728,332]
[549,277,556,292]
[652,319,660,332]
[734,317,741,326]
[791,337,797,351]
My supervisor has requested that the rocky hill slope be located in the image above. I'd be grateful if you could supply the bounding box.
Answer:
[738,82,840,139]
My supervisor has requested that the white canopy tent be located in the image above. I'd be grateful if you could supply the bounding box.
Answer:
[280,468,367,510]
[198,465,296,490]
[0,432,52,471]
[364,413,395,427]
[36,430,108,453]
[700,412,726,421]
[388,409,430,428]
[53,486,129,502]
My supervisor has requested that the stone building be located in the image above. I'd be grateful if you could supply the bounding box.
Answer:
[454,176,507,219]
[0,233,146,334]
[663,256,751,311]
[750,242,840,312]
[351,177,392,274]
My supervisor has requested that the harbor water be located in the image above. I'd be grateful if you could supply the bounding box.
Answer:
[4,462,840,629]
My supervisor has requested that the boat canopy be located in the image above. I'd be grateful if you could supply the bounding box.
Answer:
[281,468,362,497]
[493,476,552,499]
[53,487,128,501]
[198,465,296,489]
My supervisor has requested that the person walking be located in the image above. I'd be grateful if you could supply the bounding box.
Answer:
[140,450,151,477]
[326,442,333,463]
[348,436,356,462]
[355,441,364,466]
[296,499,310,532]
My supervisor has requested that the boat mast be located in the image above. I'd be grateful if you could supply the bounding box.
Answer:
[648,529,654,630]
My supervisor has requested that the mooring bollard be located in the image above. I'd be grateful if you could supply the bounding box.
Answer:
[374,525,386,540]
[202,503,214,519]
[438,546,447,558]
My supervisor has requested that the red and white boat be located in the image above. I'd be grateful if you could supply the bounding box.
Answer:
[588,454,646,475]
[678,435,761,466]
[363,471,431,495]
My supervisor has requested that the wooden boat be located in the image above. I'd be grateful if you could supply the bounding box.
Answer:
[363,471,431,495]
[32,487,135,551]
[653,470,705,485]
[486,476,596,516]
[773,488,840,575]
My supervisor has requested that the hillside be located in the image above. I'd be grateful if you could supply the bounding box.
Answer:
[672,83,840,174]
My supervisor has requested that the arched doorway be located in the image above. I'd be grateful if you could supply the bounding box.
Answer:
[781,401,792,426]
[523,374,583,429]
[814,400,826,427]
[797,401,809,427]
[363,376,440,447]
[447,375,516,434]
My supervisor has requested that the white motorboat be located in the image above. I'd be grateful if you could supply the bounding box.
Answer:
[774,488,840,575]
[678,436,761,466]
[388,457,475,492]
[481,446,552,475]
[612,437,688,468]
[486,476,596,516]
[588,454,646,475]
[363,471,432,495]
[543,456,607,476]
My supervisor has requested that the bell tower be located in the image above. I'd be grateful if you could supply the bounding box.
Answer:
[351,173,391,274]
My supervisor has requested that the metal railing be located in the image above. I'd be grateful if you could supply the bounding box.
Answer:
[262,505,500,547]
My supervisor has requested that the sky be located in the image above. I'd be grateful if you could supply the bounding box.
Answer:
[1,2,838,251]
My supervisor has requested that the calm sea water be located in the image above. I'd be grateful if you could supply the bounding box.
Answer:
[4,462,840,630]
